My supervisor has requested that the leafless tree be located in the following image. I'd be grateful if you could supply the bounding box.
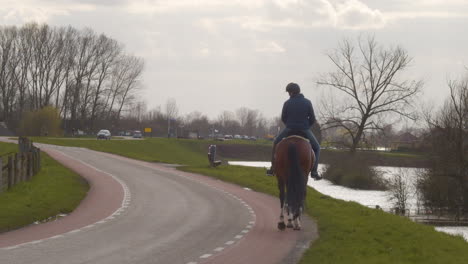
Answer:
[235,107,259,135]
[0,26,18,121]
[418,72,468,211]
[0,23,144,133]
[165,98,178,137]
[318,36,422,152]
[388,168,411,215]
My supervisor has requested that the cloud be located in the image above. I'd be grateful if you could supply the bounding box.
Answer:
[255,41,285,53]
[0,0,95,24]
[334,0,386,29]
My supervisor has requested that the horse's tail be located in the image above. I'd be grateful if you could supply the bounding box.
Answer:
[286,143,305,218]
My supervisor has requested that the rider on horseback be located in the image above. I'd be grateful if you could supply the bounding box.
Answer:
[266,82,321,180]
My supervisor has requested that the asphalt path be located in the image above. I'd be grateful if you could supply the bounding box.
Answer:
[0,141,318,263]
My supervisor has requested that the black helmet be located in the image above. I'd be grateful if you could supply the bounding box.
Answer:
[285,82,300,94]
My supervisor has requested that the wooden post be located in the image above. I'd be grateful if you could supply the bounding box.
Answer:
[37,148,41,171]
[20,153,27,181]
[7,156,13,189]
[14,153,19,185]
[28,152,33,180]
[34,149,39,174]
[0,158,3,193]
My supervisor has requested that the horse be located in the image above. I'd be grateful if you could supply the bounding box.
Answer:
[274,133,314,231]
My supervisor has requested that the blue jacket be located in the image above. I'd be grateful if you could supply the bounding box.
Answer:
[281,93,315,130]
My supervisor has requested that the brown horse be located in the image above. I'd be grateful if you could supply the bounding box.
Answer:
[274,134,314,230]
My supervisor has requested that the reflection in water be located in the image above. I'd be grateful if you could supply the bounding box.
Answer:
[228,161,468,242]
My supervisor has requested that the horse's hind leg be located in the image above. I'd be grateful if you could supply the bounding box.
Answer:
[286,207,293,228]
[293,212,302,230]
[277,182,286,231]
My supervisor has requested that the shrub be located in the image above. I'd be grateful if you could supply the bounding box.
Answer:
[323,153,387,190]
[19,106,62,136]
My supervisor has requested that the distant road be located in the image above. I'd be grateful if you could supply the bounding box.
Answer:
[0,122,14,136]
[0,141,317,264]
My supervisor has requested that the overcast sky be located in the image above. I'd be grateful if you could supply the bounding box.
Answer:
[1,0,467,120]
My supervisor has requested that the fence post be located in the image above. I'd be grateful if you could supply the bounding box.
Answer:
[28,152,33,180]
[21,153,28,181]
[14,153,19,185]
[0,158,3,193]
[7,156,13,189]
[37,148,41,171]
[32,149,37,175]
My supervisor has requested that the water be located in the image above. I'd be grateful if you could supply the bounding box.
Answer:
[228,161,468,242]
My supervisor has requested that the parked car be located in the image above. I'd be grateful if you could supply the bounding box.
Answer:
[234,134,241,139]
[224,134,233,140]
[249,136,257,141]
[97,129,111,140]
[133,130,143,138]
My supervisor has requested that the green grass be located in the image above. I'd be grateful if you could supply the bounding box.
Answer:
[0,142,89,233]
[180,165,468,264]
[31,137,209,165]
[31,137,468,263]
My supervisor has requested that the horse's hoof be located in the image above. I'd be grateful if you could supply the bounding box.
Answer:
[277,222,286,231]
[286,223,293,228]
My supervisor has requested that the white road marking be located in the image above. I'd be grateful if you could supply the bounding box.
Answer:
[214,247,224,252]
[0,147,133,250]
[235,235,243,239]
[225,241,235,245]
[200,254,212,258]
[3,245,20,250]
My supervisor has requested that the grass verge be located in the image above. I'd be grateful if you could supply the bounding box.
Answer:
[0,142,89,233]
[31,137,468,263]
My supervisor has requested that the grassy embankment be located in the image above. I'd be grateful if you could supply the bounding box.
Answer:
[0,142,89,233]
[31,137,468,263]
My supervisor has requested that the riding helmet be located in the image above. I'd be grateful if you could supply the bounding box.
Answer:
[285,82,300,94]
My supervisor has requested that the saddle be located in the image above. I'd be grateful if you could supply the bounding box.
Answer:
[282,130,310,143]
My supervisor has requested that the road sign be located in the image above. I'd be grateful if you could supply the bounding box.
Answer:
[144,128,152,133]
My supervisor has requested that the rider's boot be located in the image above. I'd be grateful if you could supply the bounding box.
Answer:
[266,143,277,176]
[310,151,322,180]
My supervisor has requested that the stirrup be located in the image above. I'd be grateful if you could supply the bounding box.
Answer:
[266,168,274,176]
[310,172,322,181]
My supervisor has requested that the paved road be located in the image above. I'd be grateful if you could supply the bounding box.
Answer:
[0,142,317,263]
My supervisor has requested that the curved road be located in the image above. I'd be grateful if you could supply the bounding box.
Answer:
[0,143,317,263]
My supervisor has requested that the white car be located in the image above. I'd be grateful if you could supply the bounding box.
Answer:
[97,129,111,140]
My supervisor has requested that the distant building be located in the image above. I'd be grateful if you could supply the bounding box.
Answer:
[391,132,421,151]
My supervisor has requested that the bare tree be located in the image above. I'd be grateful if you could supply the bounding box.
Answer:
[418,72,468,211]
[388,168,411,215]
[235,107,259,135]
[0,26,18,121]
[318,36,422,152]
[165,98,178,137]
